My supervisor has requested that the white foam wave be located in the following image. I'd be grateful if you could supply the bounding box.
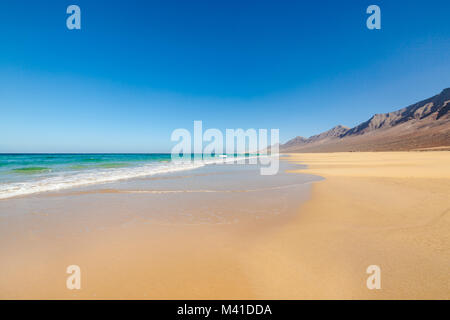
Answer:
[0,155,265,200]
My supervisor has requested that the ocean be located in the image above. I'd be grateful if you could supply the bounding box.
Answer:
[0,153,252,200]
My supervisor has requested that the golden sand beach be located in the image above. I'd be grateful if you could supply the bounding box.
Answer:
[0,152,448,299]
[247,151,450,299]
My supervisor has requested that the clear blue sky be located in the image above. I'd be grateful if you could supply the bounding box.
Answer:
[0,0,449,152]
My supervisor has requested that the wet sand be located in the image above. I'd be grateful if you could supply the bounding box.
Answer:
[0,160,319,299]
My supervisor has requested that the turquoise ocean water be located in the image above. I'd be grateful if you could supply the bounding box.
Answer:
[0,154,250,199]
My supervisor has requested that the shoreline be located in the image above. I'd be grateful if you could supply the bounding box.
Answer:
[0,154,268,200]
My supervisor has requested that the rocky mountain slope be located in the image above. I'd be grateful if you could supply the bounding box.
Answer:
[281,88,450,152]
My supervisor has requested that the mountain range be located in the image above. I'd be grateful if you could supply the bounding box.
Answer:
[281,88,450,152]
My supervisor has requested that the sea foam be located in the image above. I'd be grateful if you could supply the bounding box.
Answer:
[0,155,257,200]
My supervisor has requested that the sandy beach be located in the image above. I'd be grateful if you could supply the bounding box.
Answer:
[276,151,450,299]
[0,152,448,299]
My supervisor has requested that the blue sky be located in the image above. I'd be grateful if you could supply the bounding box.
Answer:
[0,0,449,152]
